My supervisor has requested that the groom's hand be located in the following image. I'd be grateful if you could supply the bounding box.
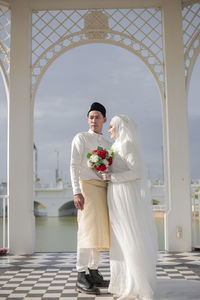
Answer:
[74,193,85,210]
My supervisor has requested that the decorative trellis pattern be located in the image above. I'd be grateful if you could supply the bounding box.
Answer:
[0,7,10,87]
[182,2,200,83]
[32,8,164,98]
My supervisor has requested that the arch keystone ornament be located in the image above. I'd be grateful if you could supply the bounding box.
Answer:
[84,11,109,39]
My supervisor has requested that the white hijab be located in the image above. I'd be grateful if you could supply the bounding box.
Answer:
[111,114,148,179]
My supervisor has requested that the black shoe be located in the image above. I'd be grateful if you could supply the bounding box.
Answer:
[75,271,100,295]
[88,268,110,288]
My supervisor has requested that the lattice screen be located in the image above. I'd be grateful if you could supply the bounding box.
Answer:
[32,8,163,97]
[0,7,10,86]
[0,2,199,95]
[182,2,200,80]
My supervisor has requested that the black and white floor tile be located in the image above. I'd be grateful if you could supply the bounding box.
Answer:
[0,251,200,299]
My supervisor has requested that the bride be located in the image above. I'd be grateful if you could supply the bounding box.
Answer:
[103,114,200,300]
[103,114,158,300]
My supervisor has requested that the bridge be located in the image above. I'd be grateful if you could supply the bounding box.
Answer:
[34,182,75,217]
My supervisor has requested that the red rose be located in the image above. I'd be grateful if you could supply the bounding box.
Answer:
[92,150,97,153]
[108,156,112,166]
[94,166,100,171]
[97,150,107,159]
[99,164,107,172]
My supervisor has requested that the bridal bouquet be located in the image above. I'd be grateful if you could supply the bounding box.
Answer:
[87,146,114,173]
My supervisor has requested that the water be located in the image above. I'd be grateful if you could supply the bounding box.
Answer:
[35,216,78,252]
[35,216,165,251]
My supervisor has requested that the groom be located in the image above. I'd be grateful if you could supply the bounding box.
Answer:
[70,102,111,295]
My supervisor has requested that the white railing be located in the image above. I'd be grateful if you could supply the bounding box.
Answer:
[191,190,200,248]
[0,195,9,249]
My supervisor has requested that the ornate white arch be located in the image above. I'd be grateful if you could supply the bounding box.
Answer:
[185,30,200,91]
[0,58,9,97]
[31,8,164,102]
[182,1,200,92]
[31,30,164,101]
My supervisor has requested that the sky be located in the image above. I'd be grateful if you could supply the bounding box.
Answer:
[0,43,199,185]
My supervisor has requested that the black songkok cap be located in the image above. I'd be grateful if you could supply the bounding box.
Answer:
[87,102,106,117]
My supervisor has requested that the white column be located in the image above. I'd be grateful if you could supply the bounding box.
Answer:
[8,0,35,253]
[162,0,192,251]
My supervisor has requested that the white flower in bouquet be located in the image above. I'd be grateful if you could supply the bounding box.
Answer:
[90,154,99,163]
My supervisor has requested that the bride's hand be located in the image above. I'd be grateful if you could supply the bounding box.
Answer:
[102,172,111,181]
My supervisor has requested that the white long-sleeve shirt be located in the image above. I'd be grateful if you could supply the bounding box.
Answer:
[70,129,111,195]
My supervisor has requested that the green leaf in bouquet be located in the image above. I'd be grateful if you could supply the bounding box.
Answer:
[97,146,103,151]
[87,153,92,159]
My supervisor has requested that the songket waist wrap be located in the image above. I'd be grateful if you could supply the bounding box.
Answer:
[78,179,110,251]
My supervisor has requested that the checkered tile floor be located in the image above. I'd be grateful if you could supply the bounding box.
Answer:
[0,251,200,299]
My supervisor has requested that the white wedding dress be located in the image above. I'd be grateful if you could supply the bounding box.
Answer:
[107,145,200,300]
